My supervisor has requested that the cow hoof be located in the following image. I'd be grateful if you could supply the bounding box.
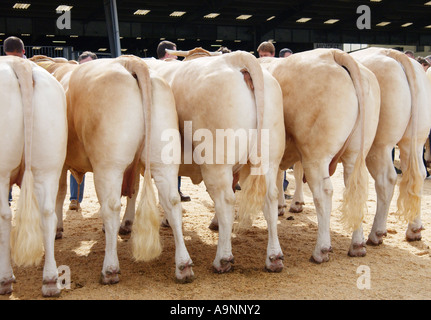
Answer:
[176,261,195,284]
[310,247,332,264]
[289,202,304,213]
[42,277,61,297]
[367,230,386,246]
[265,254,284,273]
[208,221,219,231]
[213,256,234,273]
[119,220,132,235]
[161,218,170,228]
[348,242,367,257]
[55,227,64,240]
[100,269,120,285]
[406,226,424,242]
[0,277,15,295]
[278,205,286,216]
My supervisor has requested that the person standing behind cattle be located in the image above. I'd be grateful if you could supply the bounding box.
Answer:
[279,48,293,58]
[4,36,26,206]
[156,40,191,202]
[257,41,275,58]
[68,51,98,210]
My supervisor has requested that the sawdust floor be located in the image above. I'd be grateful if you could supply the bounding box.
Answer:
[3,158,431,300]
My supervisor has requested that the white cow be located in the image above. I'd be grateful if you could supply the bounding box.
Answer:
[0,56,68,296]
[350,47,431,245]
[144,50,286,273]
[31,55,194,284]
[260,48,381,262]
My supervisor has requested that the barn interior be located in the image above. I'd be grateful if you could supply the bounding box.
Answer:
[1,0,431,59]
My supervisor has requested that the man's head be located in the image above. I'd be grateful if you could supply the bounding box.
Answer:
[157,40,178,60]
[78,51,98,64]
[404,50,415,59]
[4,36,25,58]
[279,48,293,58]
[257,41,275,58]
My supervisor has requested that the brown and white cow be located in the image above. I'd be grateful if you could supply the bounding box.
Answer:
[0,56,68,296]
[30,55,194,284]
[144,50,286,273]
[350,47,431,245]
[260,48,381,262]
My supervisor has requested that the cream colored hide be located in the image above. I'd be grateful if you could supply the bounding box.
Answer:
[30,55,193,284]
[260,49,381,263]
[350,47,431,245]
[144,51,286,273]
[0,56,67,297]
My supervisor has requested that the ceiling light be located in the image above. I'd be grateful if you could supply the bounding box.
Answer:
[32,47,41,50]
[121,49,127,52]
[52,40,66,43]
[46,34,55,37]
[13,3,30,9]
[177,38,185,41]
[370,0,382,2]
[267,16,276,21]
[376,21,391,26]
[21,33,30,36]
[425,25,431,28]
[236,15,252,20]
[70,35,79,38]
[234,40,242,43]
[204,13,220,19]
[426,1,431,5]
[98,48,107,51]
[402,22,413,27]
[54,47,64,50]
[134,9,150,15]
[170,11,186,17]
[296,17,312,23]
[324,19,339,24]
[56,5,73,11]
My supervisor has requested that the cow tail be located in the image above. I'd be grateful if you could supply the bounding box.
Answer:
[10,59,45,267]
[384,50,422,223]
[118,56,162,261]
[333,49,369,232]
[227,52,267,229]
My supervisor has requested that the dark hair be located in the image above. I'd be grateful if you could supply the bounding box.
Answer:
[417,56,430,67]
[279,48,293,57]
[4,36,24,53]
[78,51,98,62]
[217,46,231,54]
[157,40,176,59]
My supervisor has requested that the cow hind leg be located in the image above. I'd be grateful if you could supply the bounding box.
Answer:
[397,141,426,242]
[152,164,194,283]
[0,182,14,295]
[262,166,284,272]
[201,166,235,273]
[119,172,139,235]
[365,146,397,246]
[33,174,62,297]
[93,170,122,285]
[303,162,333,263]
[54,166,68,239]
[289,162,305,213]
